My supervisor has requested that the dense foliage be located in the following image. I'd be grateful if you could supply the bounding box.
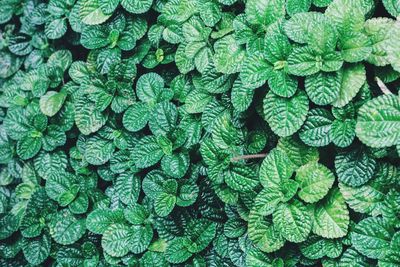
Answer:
[0,0,400,266]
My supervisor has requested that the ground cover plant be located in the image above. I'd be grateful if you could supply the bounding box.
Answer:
[0,0,400,266]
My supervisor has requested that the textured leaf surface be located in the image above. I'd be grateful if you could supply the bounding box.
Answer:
[313,189,349,239]
[296,162,335,203]
[335,149,376,187]
[356,94,400,148]
[273,200,312,243]
[263,90,309,137]
[352,217,394,259]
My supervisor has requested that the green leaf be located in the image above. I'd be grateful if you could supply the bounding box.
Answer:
[313,189,349,239]
[286,0,311,16]
[149,102,178,136]
[245,0,286,27]
[161,152,190,179]
[130,224,153,254]
[331,119,356,147]
[356,94,400,148]
[99,0,119,14]
[277,136,319,168]
[121,0,153,14]
[213,35,245,74]
[284,12,330,43]
[263,90,309,137]
[165,237,192,263]
[102,223,131,257]
[273,200,312,243]
[299,108,334,147]
[86,209,125,234]
[305,71,342,105]
[155,192,176,217]
[340,32,372,63]
[269,70,298,98]
[45,18,67,39]
[382,0,400,17]
[240,52,273,86]
[74,96,107,135]
[136,72,165,103]
[287,46,320,76]
[132,136,164,168]
[80,0,112,25]
[332,63,366,108]
[225,165,259,192]
[49,210,86,245]
[307,22,337,54]
[122,102,150,132]
[115,173,141,205]
[296,162,335,203]
[252,187,283,216]
[259,149,295,188]
[352,217,394,259]
[335,148,376,187]
[248,211,285,253]
[339,182,385,215]
[40,91,67,117]
[22,234,51,265]
[84,135,114,165]
[185,219,217,253]
[17,135,42,160]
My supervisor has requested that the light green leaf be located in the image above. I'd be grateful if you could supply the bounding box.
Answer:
[86,209,125,234]
[313,189,349,239]
[332,64,366,108]
[225,165,258,192]
[296,162,335,203]
[277,136,319,168]
[299,108,334,147]
[84,135,114,165]
[132,136,164,168]
[252,187,283,216]
[136,72,165,103]
[102,223,131,257]
[40,91,67,117]
[122,102,150,132]
[240,52,273,86]
[352,217,394,259]
[80,0,111,25]
[121,0,153,14]
[273,200,312,243]
[245,0,286,27]
[213,35,245,74]
[259,149,295,188]
[340,32,372,63]
[356,94,400,148]
[248,211,285,253]
[45,18,67,39]
[49,210,85,245]
[305,71,341,105]
[263,90,309,137]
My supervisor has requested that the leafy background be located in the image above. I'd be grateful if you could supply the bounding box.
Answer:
[0,0,399,266]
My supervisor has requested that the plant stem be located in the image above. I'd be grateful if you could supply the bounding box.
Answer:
[231,153,267,162]
[375,77,393,95]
